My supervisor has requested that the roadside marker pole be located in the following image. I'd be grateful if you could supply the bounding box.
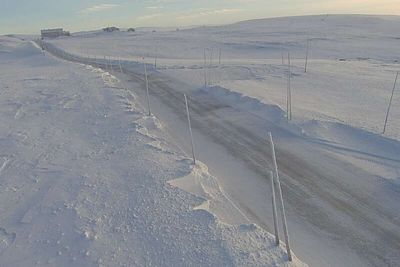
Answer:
[287,53,292,121]
[204,49,208,88]
[269,132,292,261]
[119,59,123,74]
[383,71,399,134]
[154,45,158,70]
[209,48,213,86]
[269,170,280,246]
[184,94,196,165]
[104,56,108,71]
[144,63,151,116]
[304,39,310,73]
[109,57,114,73]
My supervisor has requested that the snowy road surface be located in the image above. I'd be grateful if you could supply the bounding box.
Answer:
[0,37,306,266]
[42,38,400,266]
[33,14,400,266]
[121,67,400,267]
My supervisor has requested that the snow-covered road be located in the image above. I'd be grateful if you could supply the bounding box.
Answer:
[120,66,400,267]
[38,19,400,265]
[0,37,307,266]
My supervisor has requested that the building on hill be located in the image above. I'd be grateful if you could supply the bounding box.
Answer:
[41,28,70,39]
[103,27,120,32]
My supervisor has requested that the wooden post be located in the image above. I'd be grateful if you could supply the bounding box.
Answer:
[219,48,222,65]
[383,71,399,134]
[144,63,151,116]
[269,132,292,261]
[270,170,280,246]
[184,94,196,165]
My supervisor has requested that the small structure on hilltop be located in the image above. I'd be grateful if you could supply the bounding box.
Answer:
[41,28,70,39]
[103,27,120,32]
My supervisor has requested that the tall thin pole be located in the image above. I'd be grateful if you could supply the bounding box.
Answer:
[109,57,114,73]
[184,94,196,165]
[209,48,213,86]
[218,48,222,65]
[144,63,151,116]
[269,132,292,261]
[383,71,399,134]
[204,49,207,88]
[154,45,158,70]
[287,53,292,121]
[304,39,310,73]
[119,59,123,74]
[269,170,279,246]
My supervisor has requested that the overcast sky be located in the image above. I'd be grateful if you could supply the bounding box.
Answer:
[1,0,399,34]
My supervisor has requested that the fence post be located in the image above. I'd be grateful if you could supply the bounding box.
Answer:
[144,63,151,116]
[269,132,292,261]
[269,170,280,246]
[383,71,399,134]
[184,94,196,165]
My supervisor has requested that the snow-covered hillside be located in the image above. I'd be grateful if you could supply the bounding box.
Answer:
[48,14,400,141]
[0,36,306,266]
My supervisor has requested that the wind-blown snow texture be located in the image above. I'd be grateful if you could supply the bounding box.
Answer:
[0,37,305,266]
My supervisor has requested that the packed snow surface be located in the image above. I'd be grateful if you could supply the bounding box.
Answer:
[0,36,306,266]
